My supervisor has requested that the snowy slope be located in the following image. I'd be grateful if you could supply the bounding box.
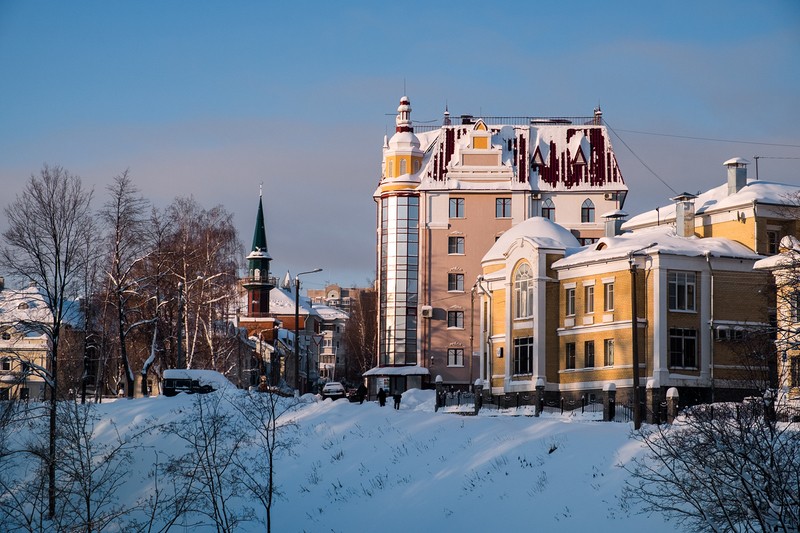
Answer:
[3,389,675,532]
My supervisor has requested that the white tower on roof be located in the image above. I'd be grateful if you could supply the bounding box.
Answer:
[374,96,424,369]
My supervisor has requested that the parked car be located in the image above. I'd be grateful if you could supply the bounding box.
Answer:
[321,381,346,400]
[162,369,231,396]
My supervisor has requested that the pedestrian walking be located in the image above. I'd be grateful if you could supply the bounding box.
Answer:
[393,391,402,410]
[378,387,387,407]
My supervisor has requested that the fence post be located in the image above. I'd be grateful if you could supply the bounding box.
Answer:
[666,387,679,423]
[646,379,659,425]
[603,383,616,422]
[474,378,483,415]
[535,377,545,417]
[435,375,443,412]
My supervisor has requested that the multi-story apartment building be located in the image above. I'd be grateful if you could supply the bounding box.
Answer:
[371,96,628,393]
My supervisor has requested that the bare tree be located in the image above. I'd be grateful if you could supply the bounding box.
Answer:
[0,165,94,517]
[164,391,252,532]
[623,402,800,532]
[99,171,151,398]
[232,390,301,533]
[165,198,241,371]
[342,287,377,384]
[52,400,143,532]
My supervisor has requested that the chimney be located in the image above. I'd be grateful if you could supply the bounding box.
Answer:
[671,193,697,238]
[602,210,628,238]
[724,157,749,195]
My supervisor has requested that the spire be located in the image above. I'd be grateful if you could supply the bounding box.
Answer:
[443,103,451,126]
[251,190,269,255]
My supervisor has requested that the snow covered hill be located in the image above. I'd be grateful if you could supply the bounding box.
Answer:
[1,389,675,532]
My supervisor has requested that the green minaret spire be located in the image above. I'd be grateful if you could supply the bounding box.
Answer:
[251,187,269,255]
[244,185,274,316]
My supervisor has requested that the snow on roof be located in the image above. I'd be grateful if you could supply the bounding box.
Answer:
[0,285,82,330]
[269,285,317,317]
[483,217,582,263]
[754,235,800,270]
[624,179,800,229]
[601,209,628,218]
[363,365,431,377]
[554,225,762,269]
[312,303,348,321]
[414,120,626,191]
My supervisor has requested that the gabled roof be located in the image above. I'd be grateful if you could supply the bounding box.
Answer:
[623,179,800,230]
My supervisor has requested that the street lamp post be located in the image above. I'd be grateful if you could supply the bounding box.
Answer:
[295,268,322,393]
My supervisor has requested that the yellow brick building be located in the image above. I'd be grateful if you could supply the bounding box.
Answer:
[480,217,773,417]
[623,158,800,255]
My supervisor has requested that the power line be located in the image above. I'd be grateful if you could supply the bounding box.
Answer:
[605,122,678,195]
[613,128,800,149]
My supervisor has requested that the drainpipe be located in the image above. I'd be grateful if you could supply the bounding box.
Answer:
[704,251,715,403]
[476,276,493,399]
[469,284,475,388]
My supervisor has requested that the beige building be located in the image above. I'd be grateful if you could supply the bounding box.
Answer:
[0,282,53,400]
[372,96,628,391]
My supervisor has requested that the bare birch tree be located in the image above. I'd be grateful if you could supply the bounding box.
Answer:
[0,165,94,517]
[99,171,151,398]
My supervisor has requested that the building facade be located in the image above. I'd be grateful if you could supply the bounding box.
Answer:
[373,96,628,390]
[756,235,800,399]
[480,219,772,415]
[0,282,55,400]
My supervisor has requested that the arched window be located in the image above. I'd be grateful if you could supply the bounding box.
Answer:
[400,159,407,175]
[581,199,595,223]
[514,263,534,319]
[386,161,393,178]
[541,198,555,221]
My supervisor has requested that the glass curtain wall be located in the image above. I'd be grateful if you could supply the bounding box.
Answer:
[379,195,419,365]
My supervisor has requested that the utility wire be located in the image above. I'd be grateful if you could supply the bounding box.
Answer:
[605,121,678,195]
[613,128,800,149]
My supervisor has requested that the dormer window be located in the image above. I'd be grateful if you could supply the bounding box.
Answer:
[17,302,29,310]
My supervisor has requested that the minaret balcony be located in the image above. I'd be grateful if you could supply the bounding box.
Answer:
[243,275,278,289]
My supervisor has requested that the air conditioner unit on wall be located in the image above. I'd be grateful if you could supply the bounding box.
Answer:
[530,192,541,200]
[604,192,615,201]
[420,305,433,319]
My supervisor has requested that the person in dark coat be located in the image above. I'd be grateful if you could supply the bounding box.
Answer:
[393,391,402,410]
[377,387,387,407]
[357,383,367,404]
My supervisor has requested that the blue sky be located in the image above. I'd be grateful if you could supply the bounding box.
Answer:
[1,0,798,288]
